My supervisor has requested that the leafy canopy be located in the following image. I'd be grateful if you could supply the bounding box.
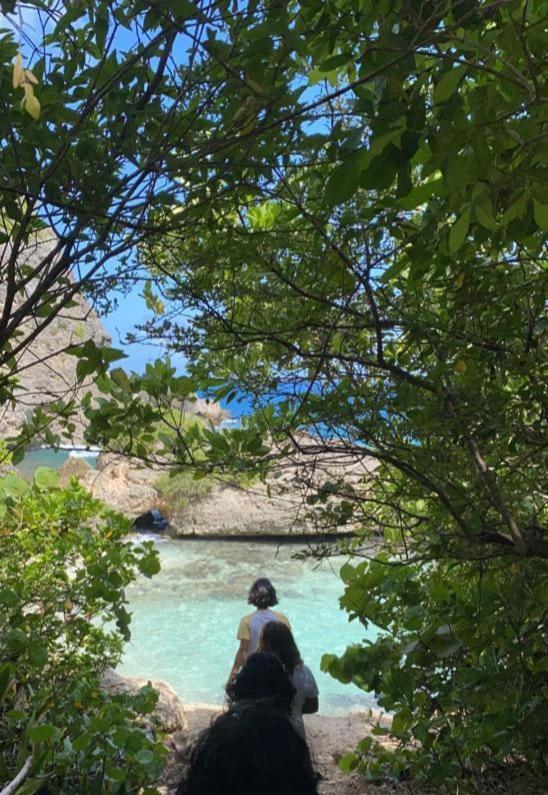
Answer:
[0,0,546,790]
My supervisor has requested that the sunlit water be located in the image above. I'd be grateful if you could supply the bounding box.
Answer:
[16,447,98,479]
[118,537,377,715]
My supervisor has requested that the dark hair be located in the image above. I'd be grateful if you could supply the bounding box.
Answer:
[226,652,294,713]
[248,577,278,609]
[259,621,303,675]
[177,702,319,795]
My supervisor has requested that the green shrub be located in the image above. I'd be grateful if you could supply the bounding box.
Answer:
[323,555,548,792]
[154,470,215,513]
[0,469,165,793]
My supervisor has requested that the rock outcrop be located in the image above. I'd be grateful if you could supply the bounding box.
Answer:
[101,669,188,735]
[168,445,376,537]
[81,455,159,517]
[60,444,375,535]
[101,669,189,792]
[0,234,230,445]
[0,234,111,442]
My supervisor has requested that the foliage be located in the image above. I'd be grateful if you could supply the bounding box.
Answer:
[132,0,546,789]
[323,555,547,791]
[0,470,164,793]
[154,469,215,514]
[0,0,546,790]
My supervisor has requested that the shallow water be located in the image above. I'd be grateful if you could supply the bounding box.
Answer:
[118,537,377,715]
[16,447,98,479]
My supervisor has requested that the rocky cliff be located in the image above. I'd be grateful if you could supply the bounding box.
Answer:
[0,234,111,442]
[62,445,374,537]
[0,234,228,442]
[166,445,375,537]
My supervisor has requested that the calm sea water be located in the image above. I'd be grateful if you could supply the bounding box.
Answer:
[118,537,376,715]
[15,448,98,479]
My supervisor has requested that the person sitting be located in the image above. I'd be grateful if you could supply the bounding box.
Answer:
[226,651,294,714]
[176,701,319,795]
[259,620,319,738]
[228,577,290,682]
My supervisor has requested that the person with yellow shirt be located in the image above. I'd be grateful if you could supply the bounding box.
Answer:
[228,578,290,682]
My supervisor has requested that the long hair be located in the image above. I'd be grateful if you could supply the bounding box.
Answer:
[177,702,319,795]
[226,652,294,713]
[247,578,278,609]
[259,621,302,675]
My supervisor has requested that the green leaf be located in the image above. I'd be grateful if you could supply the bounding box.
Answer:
[325,150,369,205]
[163,0,197,15]
[0,587,18,607]
[397,178,442,210]
[339,752,359,772]
[0,473,30,499]
[138,553,161,578]
[318,53,352,72]
[13,781,44,795]
[434,66,466,103]
[28,724,61,743]
[135,748,155,765]
[29,645,49,668]
[448,208,470,253]
[33,466,60,492]
[475,204,498,232]
[72,733,92,752]
[391,707,413,736]
[10,447,25,466]
[0,663,15,701]
[533,199,548,231]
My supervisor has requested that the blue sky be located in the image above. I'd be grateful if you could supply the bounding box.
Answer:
[101,286,166,374]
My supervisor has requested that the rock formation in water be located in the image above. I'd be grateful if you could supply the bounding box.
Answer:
[60,444,375,536]
[166,444,375,537]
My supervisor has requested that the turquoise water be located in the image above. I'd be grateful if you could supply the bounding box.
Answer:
[15,448,98,479]
[118,537,376,715]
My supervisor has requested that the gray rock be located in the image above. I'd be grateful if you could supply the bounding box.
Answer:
[0,234,110,443]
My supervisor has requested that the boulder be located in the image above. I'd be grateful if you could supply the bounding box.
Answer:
[80,456,159,519]
[57,454,93,486]
[101,669,190,792]
[101,669,187,735]
[168,445,376,538]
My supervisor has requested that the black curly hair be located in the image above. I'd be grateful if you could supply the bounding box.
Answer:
[226,652,294,713]
[177,701,319,795]
[247,577,278,609]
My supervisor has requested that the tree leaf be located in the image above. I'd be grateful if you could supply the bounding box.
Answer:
[13,780,44,795]
[163,0,197,16]
[475,204,498,232]
[533,199,548,231]
[33,467,60,492]
[434,66,466,103]
[12,52,23,88]
[0,663,15,701]
[28,724,61,743]
[325,150,368,205]
[339,752,359,772]
[24,93,41,120]
[0,474,30,499]
[397,178,442,210]
[448,209,470,253]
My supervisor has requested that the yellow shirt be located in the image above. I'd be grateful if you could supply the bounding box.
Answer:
[237,609,290,655]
